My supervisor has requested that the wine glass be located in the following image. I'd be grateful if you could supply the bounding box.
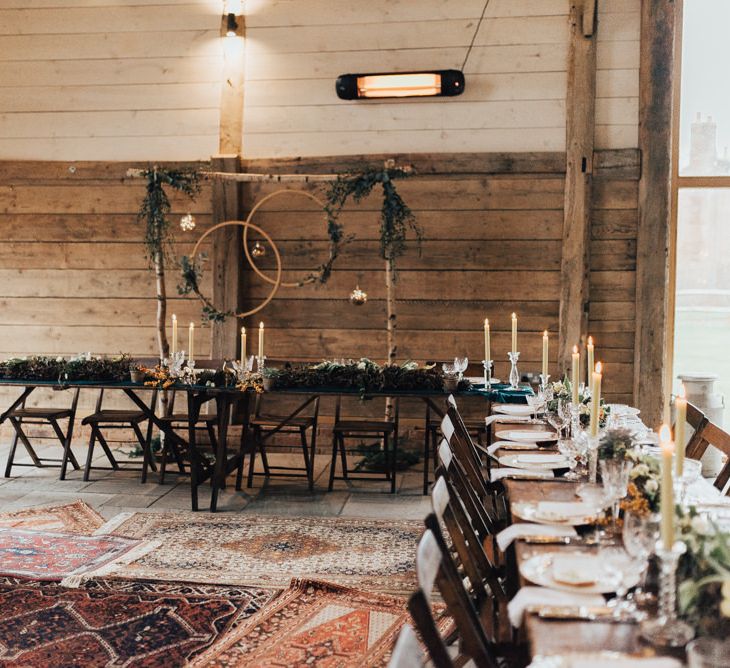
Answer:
[600,459,631,535]
[453,357,468,380]
[442,362,456,376]
[546,399,567,438]
[601,545,637,618]
[622,510,660,610]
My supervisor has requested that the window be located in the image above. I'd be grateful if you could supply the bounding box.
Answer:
[672,0,730,426]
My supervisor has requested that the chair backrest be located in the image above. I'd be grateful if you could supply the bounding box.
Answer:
[430,476,507,641]
[412,523,500,668]
[387,624,427,668]
[441,411,491,499]
[437,439,497,537]
[683,402,710,460]
[679,402,730,493]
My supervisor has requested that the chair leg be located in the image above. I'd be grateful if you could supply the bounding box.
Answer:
[300,426,314,491]
[4,419,22,477]
[54,418,80,480]
[390,431,398,494]
[235,425,246,491]
[423,424,430,496]
[328,431,339,491]
[246,427,259,488]
[382,433,391,483]
[338,434,349,480]
[83,427,97,482]
[131,422,153,484]
[158,436,169,485]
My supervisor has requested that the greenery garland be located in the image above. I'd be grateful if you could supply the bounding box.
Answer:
[322,162,421,273]
[138,167,200,265]
[0,355,133,383]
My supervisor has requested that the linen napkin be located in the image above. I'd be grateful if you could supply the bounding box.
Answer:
[495,523,577,551]
[507,586,606,627]
[484,414,533,428]
[528,656,682,668]
[490,468,555,482]
[487,441,539,455]
[535,501,597,521]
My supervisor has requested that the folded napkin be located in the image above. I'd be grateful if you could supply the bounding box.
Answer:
[495,523,577,551]
[516,454,566,464]
[508,586,606,627]
[490,468,555,482]
[528,655,682,668]
[487,441,537,455]
[535,501,597,520]
[484,414,533,427]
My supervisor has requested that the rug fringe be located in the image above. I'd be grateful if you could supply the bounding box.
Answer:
[60,539,162,588]
[93,512,135,536]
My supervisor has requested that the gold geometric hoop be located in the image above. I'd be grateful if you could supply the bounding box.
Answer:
[242,189,327,289]
[190,220,282,319]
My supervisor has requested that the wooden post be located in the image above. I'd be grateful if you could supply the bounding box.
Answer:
[211,155,242,359]
[219,27,245,155]
[558,0,597,375]
[634,0,677,426]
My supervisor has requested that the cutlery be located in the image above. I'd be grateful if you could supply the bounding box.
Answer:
[526,605,638,623]
[519,535,598,546]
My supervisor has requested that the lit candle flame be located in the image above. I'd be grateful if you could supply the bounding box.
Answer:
[659,424,672,443]
[572,344,578,354]
[595,361,602,374]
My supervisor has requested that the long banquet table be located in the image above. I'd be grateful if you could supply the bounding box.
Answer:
[490,417,729,662]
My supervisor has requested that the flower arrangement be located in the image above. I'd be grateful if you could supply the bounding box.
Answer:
[547,375,608,427]
[0,354,133,383]
[677,508,730,638]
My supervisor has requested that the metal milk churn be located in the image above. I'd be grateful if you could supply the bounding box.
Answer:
[677,373,725,477]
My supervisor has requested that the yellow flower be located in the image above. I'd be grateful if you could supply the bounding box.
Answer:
[721,596,730,618]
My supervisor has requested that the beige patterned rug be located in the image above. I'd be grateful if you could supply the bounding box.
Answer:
[0,500,105,534]
[100,512,423,595]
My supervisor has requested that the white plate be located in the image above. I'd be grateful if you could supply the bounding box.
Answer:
[492,441,542,451]
[493,404,534,417]
[519,553,634,594]
[528,653,682,668]
[495,429,557,442]
[499,453,569,470]
[606,403,640,417]
[512,501,597,526]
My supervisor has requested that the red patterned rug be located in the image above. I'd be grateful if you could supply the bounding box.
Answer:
[0,527,152,582]
[190,579,417,667]
[0,500,105,534]
[0,576,276,667]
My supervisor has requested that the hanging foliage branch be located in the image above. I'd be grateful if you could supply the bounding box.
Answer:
[323,161,421,272]
[137,167,200,360]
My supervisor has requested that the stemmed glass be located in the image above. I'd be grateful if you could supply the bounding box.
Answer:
[600,459,631,536]
[453,357,468,381]
[622,510,660,610]
[546,399,567,438]
[601,545,639,618]
[526,394,545,422]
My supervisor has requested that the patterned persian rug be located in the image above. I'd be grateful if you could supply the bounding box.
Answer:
[102,512,423,594]
[0,499,105,534]
[190,579,412,667]
[0,527,153,583]
[0,576,276,667]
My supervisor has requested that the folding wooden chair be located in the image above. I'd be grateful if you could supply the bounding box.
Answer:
[81,388,158,482]
[329,395,400,493]
[430,476,510,642]
[408,527,499,668]
[388,624,428,668]
[679,402,730,494]
[247,393,320,491]
[4,387,81,479]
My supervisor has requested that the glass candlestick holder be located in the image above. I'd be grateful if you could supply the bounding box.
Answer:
[256,355,266,373]
[508,352,520,389]
[482,359,493,390]
[640,540,694,648]
[539,373,551,397]
[586,434,599,484]
[569,402,581,438]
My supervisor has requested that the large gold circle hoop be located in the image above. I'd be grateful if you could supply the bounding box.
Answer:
[242,189,327,289]
[191,220,282,319]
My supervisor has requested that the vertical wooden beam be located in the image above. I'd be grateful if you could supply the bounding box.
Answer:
[634,0,676,426]
[211,154,242,359]
[558,0,597,375]
[219,26,245,155]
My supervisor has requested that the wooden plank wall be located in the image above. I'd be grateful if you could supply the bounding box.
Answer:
[240,149,639,405]
[243,0,640,157]
[0,161,214,414]
[0,1,223,160]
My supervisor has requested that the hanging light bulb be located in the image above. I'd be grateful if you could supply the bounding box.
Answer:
[251,241,266,258]
[180,213,196,231]
[349,285,368,306]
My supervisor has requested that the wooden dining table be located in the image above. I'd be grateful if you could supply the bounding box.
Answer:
[490,416,727,662]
